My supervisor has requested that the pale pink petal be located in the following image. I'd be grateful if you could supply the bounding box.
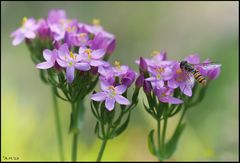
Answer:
[168,79,179,89]
[56,58,68,67]
[91,49,105,59]
[36,61,54,69]
[90,60,104,67]
[25,31,36,39]
[58,44,69,58]
[145,77,156,82]
[43,49,52,61]
[78,47,87,54]
[66,66,75,83]
[115,85,127,94]
[167,96,184,104]
[91,92,107,101]
[115,95,130,105]
[105,98,115,111]
[100,81,111,91]
[12,34,25,46]
[180,84,192,97]
[75,62,90,71]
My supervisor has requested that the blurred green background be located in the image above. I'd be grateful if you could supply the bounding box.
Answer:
[1,1,238,161]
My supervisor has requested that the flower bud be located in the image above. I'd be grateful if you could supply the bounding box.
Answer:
[143,81,151,94]
[106,39,116,55]
[135,74,144,88]
[139,57,148,73]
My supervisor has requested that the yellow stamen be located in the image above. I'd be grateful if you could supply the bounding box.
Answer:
[108,86,115,90]
[151,50,160,57]
[162,93,167,97]
[156,67,165,73]
[92,18,100,26]
[79,33,87,37]
[22,17,28,26]
[114,61,121,69]
[70,51,76,60]
[176,69,182,74]
[67,26,71,32]
[84,49,92,59]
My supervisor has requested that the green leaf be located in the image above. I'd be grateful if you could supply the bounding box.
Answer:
[113,112,131,137]
[148,129,157,156]
[164,123,186,159]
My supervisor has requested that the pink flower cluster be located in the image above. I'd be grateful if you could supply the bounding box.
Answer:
[136,51,221,104]
[11,9,116,84]
[91,61,137,111]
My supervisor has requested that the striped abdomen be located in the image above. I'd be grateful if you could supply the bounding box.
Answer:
[192,70,207,86]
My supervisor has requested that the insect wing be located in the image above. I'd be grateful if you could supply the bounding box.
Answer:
[192,62,221,70]
[183,70,195,88]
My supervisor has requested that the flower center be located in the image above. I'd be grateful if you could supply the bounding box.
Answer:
[156,67,164,73]
[161,93,167,97]
[92,18,100,26]
[67,26,76,32]
[114,61,121,70]
[84,49,92,60]
[21,17,28,27]
[108,86,116,98]
[70,51,77,60]
[176,76,183,82]
[151,50,160,57]
[68,61,73,66]
[176,69,182,74]
[79,33,87,38]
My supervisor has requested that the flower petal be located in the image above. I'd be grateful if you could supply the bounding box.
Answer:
[91,49,106,59]
[58,43,69,59]
[115,95,130,105]
[105,98,115,111]
[56,58,67,67]
[91,92,107,101]
[12,33,25,46]
[167,96,184,104]
[168,79,179,89]
[185,54,200,64]
[36,61,54,69]
[43,49,52,61]
[90,60,104,67]
[180,84,192,97]
[75,62,90,71]
[145,77,156,82]
[66,66,75,83]
[115,85,127,94]
[25,31,36,39]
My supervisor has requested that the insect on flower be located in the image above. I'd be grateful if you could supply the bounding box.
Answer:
[179,60,222,86]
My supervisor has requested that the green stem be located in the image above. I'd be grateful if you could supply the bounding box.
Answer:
[52,87,64,161]
[71,101,78,162]
[161,115,168,154]
[97,126,111,162]
[157,119,162,162]
[176,105,187,129]
[72,133,78,162]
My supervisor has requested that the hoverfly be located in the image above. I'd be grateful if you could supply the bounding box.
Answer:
[179,60,221,86]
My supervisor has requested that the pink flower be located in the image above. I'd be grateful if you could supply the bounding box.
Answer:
[78,47,105,67]
[56,44,91,83]
[11,17,39,46]
[155,87,183,104]
[36,49,58,69]
[91,83,130,111]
